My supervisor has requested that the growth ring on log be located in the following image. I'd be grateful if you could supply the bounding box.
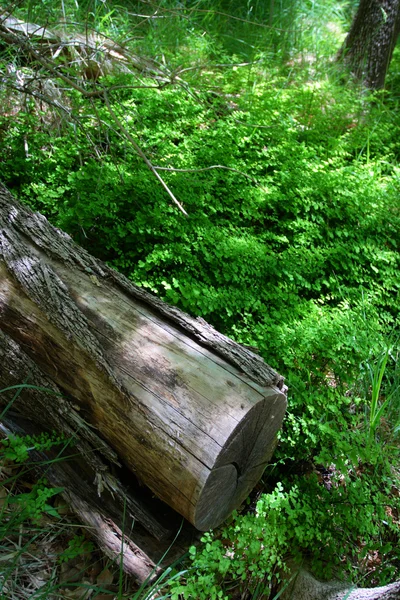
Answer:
[194,388,286,530]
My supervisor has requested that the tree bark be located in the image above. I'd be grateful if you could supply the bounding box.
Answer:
[0,417,162,584]
[339,0,400,89]
[0,182,286,532]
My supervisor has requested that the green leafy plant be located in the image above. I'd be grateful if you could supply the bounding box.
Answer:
[0,384,66,595]
[1,430,67,464]
[58,534,95,564]
[4,478,64,523]
[364,347,400,442]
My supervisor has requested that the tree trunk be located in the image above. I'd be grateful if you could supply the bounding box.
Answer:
[0,182,286,532]
[339,0,400,89]
[282,567,400,600]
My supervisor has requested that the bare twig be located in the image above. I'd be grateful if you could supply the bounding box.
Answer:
[103,91,188,216]
[0,23,169,95]
[5,82,72,117]
[0,27,103,97]
[154,164,258,184]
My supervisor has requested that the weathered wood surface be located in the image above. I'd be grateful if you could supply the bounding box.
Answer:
[0,330,196,583]
[0,330,172,542]
[0,182,287,530]
[282,567,400,600]
[0,12,172,83]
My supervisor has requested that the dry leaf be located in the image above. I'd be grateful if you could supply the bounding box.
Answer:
[96,568,114,586]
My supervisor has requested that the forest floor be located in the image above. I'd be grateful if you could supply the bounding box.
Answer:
[1,0,400,598]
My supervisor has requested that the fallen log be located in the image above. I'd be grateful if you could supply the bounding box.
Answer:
[0,416,162,584]
[0,182,286,531]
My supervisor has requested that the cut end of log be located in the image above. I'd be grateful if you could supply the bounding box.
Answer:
[194,387,287,530]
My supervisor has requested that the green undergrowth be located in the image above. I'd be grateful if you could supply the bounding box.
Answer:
[1,0,400,597]
[2,69,399,379]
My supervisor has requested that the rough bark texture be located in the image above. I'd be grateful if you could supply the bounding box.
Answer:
[0,182,287,531]
[339,0,400,89]
[0,184,283,390]
[282,568,400,600]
